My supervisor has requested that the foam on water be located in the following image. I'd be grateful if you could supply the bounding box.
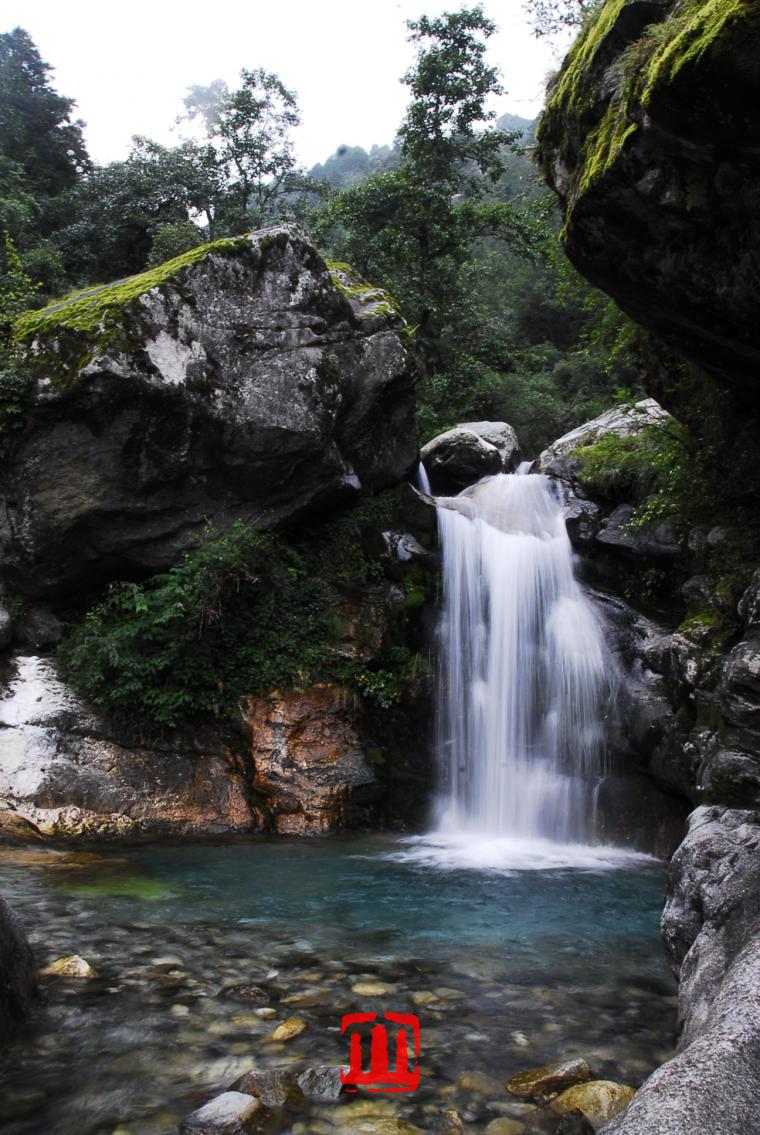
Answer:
[391,832,655,874]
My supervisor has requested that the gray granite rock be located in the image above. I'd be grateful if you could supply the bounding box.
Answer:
[420,421,519,494]
[602,806,760,1135]
[2,226,417,598]
[0,896,36,1037]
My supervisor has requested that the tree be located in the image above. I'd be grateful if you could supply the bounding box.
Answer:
[0,28,89,199]
[182,69,301,231]
[317,7,533,371]
[523,0,603,38]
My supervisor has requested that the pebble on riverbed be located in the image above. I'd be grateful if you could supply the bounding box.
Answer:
[550,1080,635,1128]
[506,1057,594,1100]
[180,1090,263,1134]
[41,954,96,978]
[269,1016,306,1042]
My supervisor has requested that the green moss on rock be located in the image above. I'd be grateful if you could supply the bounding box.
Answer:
[326,260,402,321]
[12,235,261,387]
[538,0,760,208]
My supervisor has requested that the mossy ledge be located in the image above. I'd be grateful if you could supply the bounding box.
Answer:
[12,231,291,389]
[537,0,760,211]
[326,260,402,323]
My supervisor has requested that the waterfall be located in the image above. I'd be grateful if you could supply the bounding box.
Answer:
[432,470,616,846]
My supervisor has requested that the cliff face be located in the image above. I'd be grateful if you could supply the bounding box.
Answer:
[537,3,760,1130]
[537,0,760,406]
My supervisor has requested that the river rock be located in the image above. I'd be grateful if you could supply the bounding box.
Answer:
[269,1017,306,1042]
[4,226,417,598]
[537,400,670,490]
[420,421,519,494]
[41,953,95,978]
[718,636,760,732]
[484,1120,525,1135]
[554,1111,595,1135]
[0,603,12,650]
[243,685,375,834]
[180,1091,265,1135]
[13,607,63,649]
[295,1065,347,1101]
[0,654,257,841]
[550,1081,635,1128]
[231,1068,302,1107]
[506,1057,594,1100]
[0,896,36,1036]
[602,807,760,1135]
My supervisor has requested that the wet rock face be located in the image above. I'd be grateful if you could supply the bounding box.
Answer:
[420,421,519,494]
[243,685,376,834]
[0,655,258,841]
[603,807,760,1135]
[2,226,417,598]
[537,0,760,404]
[0,896,36,1037]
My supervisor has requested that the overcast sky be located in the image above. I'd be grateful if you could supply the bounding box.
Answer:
[3,0,566,169]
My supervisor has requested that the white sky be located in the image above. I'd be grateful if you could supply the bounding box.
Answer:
[2,0,566,169]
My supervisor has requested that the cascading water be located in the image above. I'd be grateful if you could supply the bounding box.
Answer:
[432,468,617,848]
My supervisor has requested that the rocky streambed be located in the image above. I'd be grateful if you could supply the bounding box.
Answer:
[0,838,673,1135]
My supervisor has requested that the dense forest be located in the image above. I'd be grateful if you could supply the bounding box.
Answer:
[0,10,642,457]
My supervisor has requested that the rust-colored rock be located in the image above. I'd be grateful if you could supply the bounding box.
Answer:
[244,684,376,835]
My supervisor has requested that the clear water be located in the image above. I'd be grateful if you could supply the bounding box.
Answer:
[0,838,675,1135]
[434,473,618,843]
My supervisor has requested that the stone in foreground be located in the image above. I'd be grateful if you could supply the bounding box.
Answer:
[41,954,95,978]
[180,1091,264,1135]
[506,1057,594,1099]
[550,1080,635,1128]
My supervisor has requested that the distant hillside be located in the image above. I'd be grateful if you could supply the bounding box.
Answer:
[310,110,537,189]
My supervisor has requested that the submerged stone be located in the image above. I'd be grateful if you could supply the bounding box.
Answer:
[550,1081,635,1128]
[269,1017,306,1042]
[41,954,95,978]
[506,1057,594,1100]
[180,1091,264,1134]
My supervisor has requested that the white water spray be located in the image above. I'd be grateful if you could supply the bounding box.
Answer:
[432,470,616,846]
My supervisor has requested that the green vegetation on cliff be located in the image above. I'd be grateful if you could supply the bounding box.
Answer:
[537,0,760,204]
[59,495,431,729]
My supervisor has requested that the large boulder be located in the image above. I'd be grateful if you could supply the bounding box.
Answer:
[420,421,519,494]
[3,226,417,597]
[537,398,671,487]
[0,896,36,1037]
[602,806,760,1135]
[536,0,760,406]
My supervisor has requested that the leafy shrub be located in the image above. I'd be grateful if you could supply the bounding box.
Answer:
[59,495,426,730]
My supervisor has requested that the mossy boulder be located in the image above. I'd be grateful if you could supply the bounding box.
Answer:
[537,0,760,405]
[2,225,417,597]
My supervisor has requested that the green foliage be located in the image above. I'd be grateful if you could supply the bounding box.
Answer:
[0,28,89,199]
[182,68,301,231]
[0,229,39,338]
[523,0,604,37]
[571,415,734,535]
[148,220,204,266]
[59,495,426,730]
